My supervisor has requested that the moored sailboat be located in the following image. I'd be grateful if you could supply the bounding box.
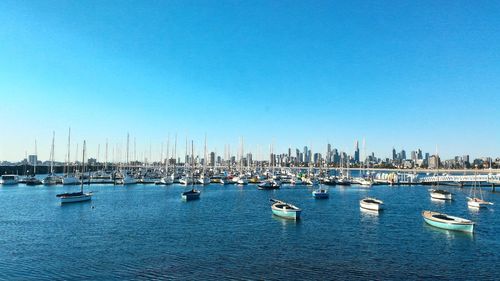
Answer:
[467,168,493,208]
[181,140,200,201]
[56,140,92,204]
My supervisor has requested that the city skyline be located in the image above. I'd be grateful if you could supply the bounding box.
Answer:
[1,129,496,166]
[1,1,499,161]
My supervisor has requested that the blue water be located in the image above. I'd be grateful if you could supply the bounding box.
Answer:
[0,183,498,280]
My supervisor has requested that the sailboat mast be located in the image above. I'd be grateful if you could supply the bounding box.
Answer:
[50,131,55,174]
[105,139,108,170]
[126,133,130,168]
[81,140,86,193]
[203,134,207,175]
[191,140,194,187]
[34,139,37,175]
[165,135,170,174]
[173,133,177,178]
[66,127,71,174]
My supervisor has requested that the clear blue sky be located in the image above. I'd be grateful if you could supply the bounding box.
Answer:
[0,0,499,162]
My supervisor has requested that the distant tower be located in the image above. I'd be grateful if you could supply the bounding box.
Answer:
[354,140,360,164]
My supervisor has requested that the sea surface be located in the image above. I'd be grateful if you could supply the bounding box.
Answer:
[0,181,499,280]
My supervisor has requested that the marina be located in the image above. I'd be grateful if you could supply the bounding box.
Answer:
[0,181,497,280]
[2,1,500,280]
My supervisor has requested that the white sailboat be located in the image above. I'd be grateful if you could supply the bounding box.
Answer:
[122,133,137,185]
[467,168,493,208]
[62,128,81,185]
[197,135,210,185]
[428,148,451,200]
[57,140,92,203]
[157,136,173,185]
[43,131,62,185]
[236,137,248,185]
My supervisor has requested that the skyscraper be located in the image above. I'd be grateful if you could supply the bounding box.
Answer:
[303,146,308,163]
[354,140,360,164]
[327,143,332,164]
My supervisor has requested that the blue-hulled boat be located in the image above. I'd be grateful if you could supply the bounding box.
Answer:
[422,211,474,233]
[270,199,301,220]
[181,141,201,201]
[182,188,200,201]
[312,187,329,199]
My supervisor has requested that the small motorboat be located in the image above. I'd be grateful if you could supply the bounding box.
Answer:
[429,189,452,200]
[270,199,301,220]
[182,188,201,201]
[312,187,329,199]
[1,175,19,185]
[360,197,384,211]
[422,211,474,233]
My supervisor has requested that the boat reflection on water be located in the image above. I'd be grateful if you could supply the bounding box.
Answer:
[360,207,380,218]
[272,214,302,227]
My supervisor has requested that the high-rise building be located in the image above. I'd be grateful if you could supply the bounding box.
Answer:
[354,140,360,164]
[209,152,216,167]
[303,146,308,163]
[28,155,38,165]
[392,148,397,161]
[411,151,417,161]
[326,144,332,164]
[417,149,423,160]
[428,155,440,169]
[400,150,406,161]
[332,148,339,164]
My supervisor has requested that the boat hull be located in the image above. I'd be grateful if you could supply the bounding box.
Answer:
[60,194,92,203]
[272,208,301,220]
[422,211,474,233]
[182,191,200,201]
[360,200,383,211]
[62,177,81,185]
[430,193,452,200]
[312,191,329,199]
[467,199,490,208]
[423,217,474,233]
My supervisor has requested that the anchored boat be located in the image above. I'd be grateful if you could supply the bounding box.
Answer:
[270,199,301,220]
[182,188,201,201]
[467,197,493,209]
[312,187,329,199]
[56,141,92,204]
[360,197,384,211]
[422,211,474,233]
[258,179,280,190]
[467,169,493,208]
[429,189,452,200]
[181,140,201,201]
